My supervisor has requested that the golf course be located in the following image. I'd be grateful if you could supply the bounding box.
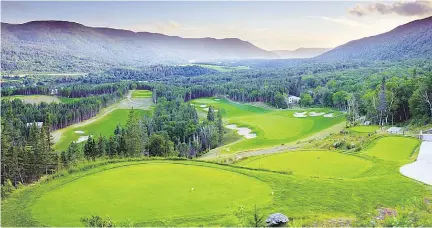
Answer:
[192,98,345,153]
[53,90,153,151]
[2,134,430,226]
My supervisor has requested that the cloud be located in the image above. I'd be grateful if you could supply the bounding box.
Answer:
[349,0,432,17]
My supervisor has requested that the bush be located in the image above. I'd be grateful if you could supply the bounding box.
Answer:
[81,215,115,227]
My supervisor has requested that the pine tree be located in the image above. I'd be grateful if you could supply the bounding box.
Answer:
[207,106,215,122]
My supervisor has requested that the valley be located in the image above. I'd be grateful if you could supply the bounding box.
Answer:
[1,4,432,228]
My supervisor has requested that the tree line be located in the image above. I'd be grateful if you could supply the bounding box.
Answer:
[61,98,224,167]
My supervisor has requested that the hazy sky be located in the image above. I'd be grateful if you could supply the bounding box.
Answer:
[2,1,431,50]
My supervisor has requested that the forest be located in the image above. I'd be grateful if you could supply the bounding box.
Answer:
[1,58,432,188]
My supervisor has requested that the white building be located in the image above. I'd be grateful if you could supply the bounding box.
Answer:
[26,122,43,128]
[287,95,301,104]
[387,127,403,134]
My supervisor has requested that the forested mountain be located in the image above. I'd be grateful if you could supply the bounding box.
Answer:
[273,48,331,59]
[1,21,276,72]
[316,16,432,61]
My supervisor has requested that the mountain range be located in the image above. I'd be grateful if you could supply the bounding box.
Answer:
[1,21,275,72]
[1,16,431,72]
[316,16,432,61]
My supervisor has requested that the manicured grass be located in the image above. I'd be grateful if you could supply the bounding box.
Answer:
[55,109,148,151]
[238,151,373,178]
[364,136,419,161]
[3,154,431,227]
[2,95,61,104]
[192,98,344,153]
[131,90,152,98]
[350,125,380,133]
[31,163,271,226]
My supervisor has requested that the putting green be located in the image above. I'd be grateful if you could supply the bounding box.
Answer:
[131,90,152,98]
[350,125,379,133]
[364,137,419,161]
[192,98,344,153]
[238,151,373,178]
[31,163,272,226]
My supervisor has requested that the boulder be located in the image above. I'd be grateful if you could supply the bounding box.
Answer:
[266,213,289,227]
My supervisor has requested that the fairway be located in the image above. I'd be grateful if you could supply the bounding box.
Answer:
[350,125,379,133]
[192,98,344,153]
[131,90,152,98]
[364,137,419,161]
[55,109,148,151]
[31,163,272,226]
[238,151,373,178]
[2,95,61,104]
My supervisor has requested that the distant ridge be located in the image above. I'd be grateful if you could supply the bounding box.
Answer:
[316,16,432,61]
[273,48,331,59]
[1,20,276,72]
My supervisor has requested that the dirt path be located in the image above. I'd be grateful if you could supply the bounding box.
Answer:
[200,121,346,161]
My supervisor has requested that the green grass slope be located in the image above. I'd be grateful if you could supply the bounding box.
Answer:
[2,153,430,227]
[192,98,344,153]
[238,150,373,178]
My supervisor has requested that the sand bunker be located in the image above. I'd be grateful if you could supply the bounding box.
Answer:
[226,124,256,139]
[324,113,334,118]
[309,112,325,117]
[294,112,307,118]
[203,107,218,112]
[74,130,85,134]
[75,135,93,143]
[199,104,207,108]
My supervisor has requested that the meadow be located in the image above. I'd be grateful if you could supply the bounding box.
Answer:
[192,98,345,153]
[3,135,431,227]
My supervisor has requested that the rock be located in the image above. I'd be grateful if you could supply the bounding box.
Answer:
[375,208,397,220]
[266,213,289,227]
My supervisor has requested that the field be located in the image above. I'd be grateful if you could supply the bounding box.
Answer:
[3,135,431,226]
[192,98,345,153]
[131,90,152,98]
[2,95,61,104]
[54,109,148,151]
[350,125,380,133]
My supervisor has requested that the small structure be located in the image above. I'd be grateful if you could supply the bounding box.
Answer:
[420,130,432,141]
[266,213,289,227]
[26,122,43,128]
[50,89,58,95]
[287,95,301,104]
[387,127,403,134]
